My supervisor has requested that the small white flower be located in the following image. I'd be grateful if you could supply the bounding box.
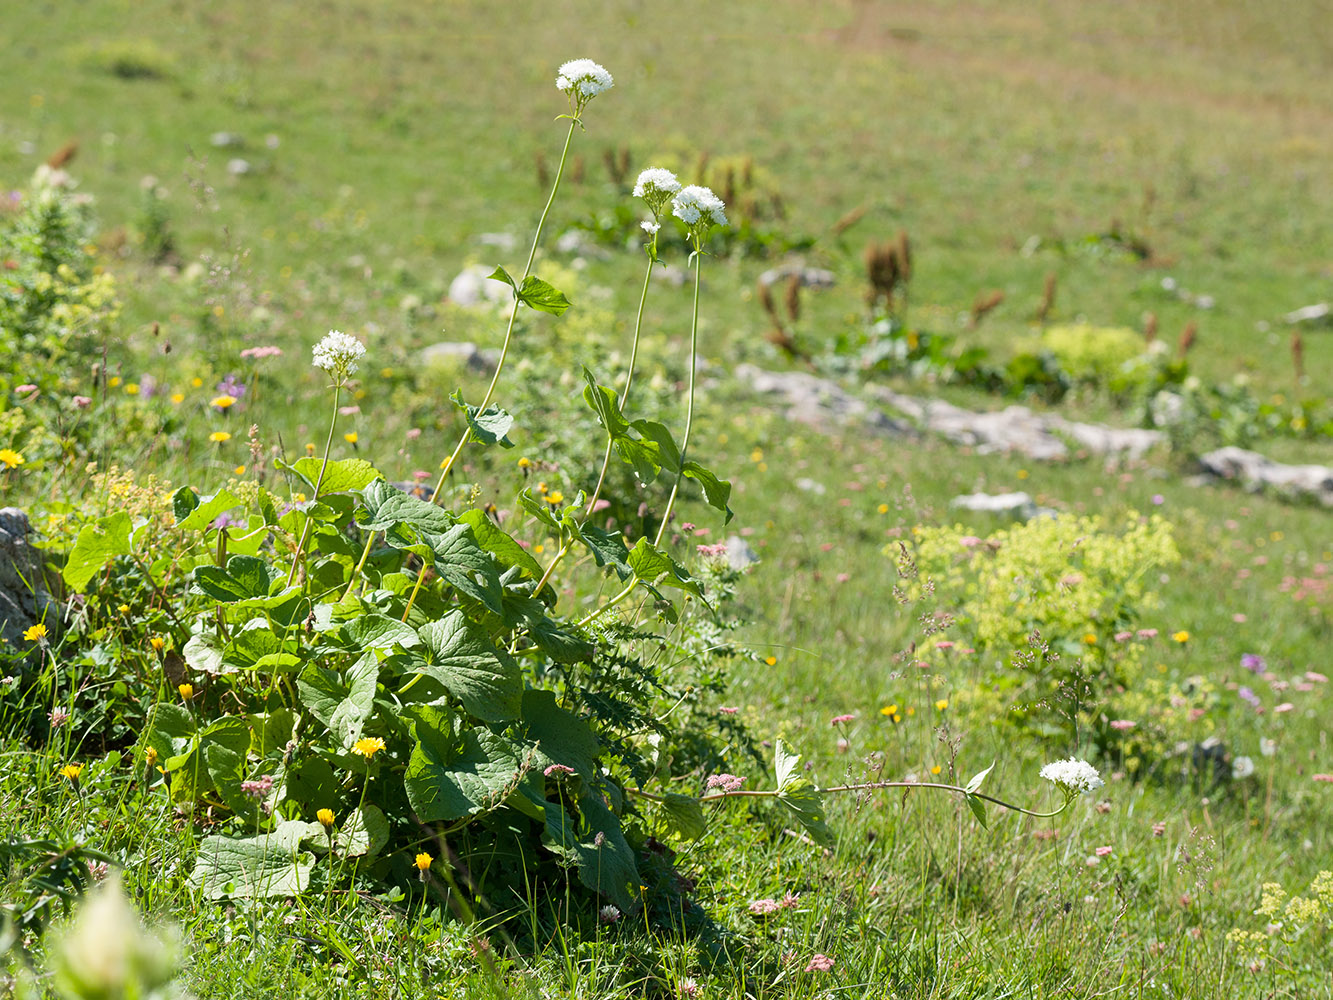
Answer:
[1039,758,1104,796]
[671,185,728,230]
[556,59,613,106]
[598,904,621,924]
[311,330,366,380]
[633,167,681,213]
[1232,755,1255,779]
[1260,738,1277,757]
[641,220,660,235]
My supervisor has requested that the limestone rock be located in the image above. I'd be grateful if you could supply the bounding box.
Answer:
[1197,448,1333,506]
[0,508,59,652]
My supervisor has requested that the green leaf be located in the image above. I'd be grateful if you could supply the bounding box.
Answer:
[517,488,561,531]
[613,436,665,484]
[459,509,544,578]
[357,478,455,535]
[425,523,504,614]
[333,804,389,858]
[286,457,383,494]
[575,524,632,580]
[175,488,242,532]
[449,390,515,448]
[487,264,518,292]
[526,616,596,663]
[681,461,735,523]
[183,632,227,676]
[404,727,523,822]
[520,690,600,780]
[295,652,379,749]
[542,791,639,911]
[773,738,834,847]
[965,793,989,829]
[142,704,195,765]
[413,611,521,722]
[338,613,420,653]
[964,762,995,795]
[626,538,703,599]
[193,555,280,603]
[660,793,707,841]
[190,834,315,900]
[517,274,572,315]
[171,486,199,522]
[62,511,133,592]
[630,420,681,473]
[581,367,629,438]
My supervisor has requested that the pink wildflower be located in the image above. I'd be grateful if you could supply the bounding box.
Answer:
[1109,720,1136,731]
[1095,846,1113,857]
[544,764,576,777]
[240,345,283,360]
[805,954,835,973]
[705,773,745,793]
[830,714,855,725]
[1313,774,1333,783]
[72,395,92,409]
[718,706,739,715]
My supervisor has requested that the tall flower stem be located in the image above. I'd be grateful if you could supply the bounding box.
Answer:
[402,117,580,625]
[653,250,702,546]
[286,383,341,589]
[534,245,657,596]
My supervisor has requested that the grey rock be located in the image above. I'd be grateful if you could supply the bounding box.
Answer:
[1197,447,1333,506]
[476,232,518,251]
[757,265,836,289]
[448,265,512,308]
[420,341,499,374]
[950,491,1042,520]
[1284,303,1330,325]
[736,365,915,438]
[0,508,59,653]
[724,535,760,570]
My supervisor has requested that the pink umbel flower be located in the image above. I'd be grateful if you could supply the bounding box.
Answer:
[705,773,745,793]
[805,954,835,973]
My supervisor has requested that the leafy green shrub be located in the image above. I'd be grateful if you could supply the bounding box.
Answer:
[904,512,1180,742]
[1038,323,1144,383]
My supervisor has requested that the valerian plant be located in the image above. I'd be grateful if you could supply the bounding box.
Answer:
[44,61,1088,925]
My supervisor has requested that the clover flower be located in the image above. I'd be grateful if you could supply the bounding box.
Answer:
[805,954,835,973]
[556,59,613,114]
[311,330,366,382]
[599,904,621,924]
[633,167,681,215]
[1039,758,1104,796]
[49,708,70,728]
[240,774,274,799]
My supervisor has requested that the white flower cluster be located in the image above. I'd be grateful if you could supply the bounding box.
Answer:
[632,167,681,212]
[311,329,366,380]
[556,59,613,106]
[1039,758,1104,795]
[672,184,728,231]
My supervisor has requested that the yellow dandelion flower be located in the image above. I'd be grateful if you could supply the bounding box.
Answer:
[931,765,942,775]
[317,808,335,828]
[764,655,777,666]
[906,706,915,717]
[877,503,889,514]
[414,852,433,871]
[545,492,564,505]
[344,432,358,444]
[23,623,47,642]
[1172,631,1190,644]
[1083,633,1098,645]
[209,431,231,443]
[60,764,83,781]
[533,544,545,554]
[0,449,25,470]
[210,394,237,409]
[191,377,203,388]
[212,305,225,318]
[117,604,130,614]
[178,683,194,701]
[517,457,531,469]
[935,698,949,711]
[144,747,158,768]
[125,383,140,396]
[170,392,184,404]
[351,736,385,758]
[305,443,316,455]
[880,704,898,717]
[149,635,165,652]
[233,465,246,475]
[108,376,122,388]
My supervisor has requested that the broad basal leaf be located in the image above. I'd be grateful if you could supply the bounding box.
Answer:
[63,511,133,592]
[356,478,455,534]
[295,652,379,748]
[285,457,383,494]
[404,726,523,822]
[412,611,521,722]
[190,834,315,900]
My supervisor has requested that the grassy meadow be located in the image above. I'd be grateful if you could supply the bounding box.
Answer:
[3,2,1333,998]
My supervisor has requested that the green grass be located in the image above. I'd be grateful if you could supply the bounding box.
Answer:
[4,2,1333,997]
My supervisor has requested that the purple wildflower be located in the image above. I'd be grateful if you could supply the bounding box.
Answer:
[216,375,247,399]
[1240,653,1266,673]
[1238,686,1262,709]
[705,773,745,793]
